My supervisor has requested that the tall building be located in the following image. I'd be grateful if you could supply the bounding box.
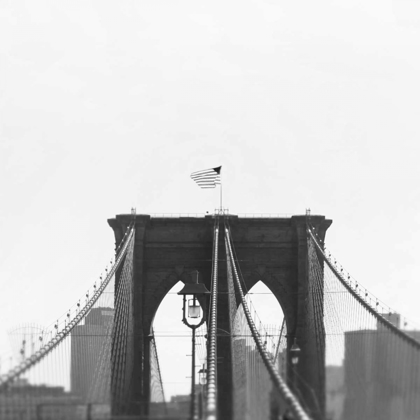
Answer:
[71,307,114,403]
[342,314,420,420]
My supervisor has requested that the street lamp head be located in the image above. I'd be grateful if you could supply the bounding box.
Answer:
[199,362,207,385]
[178,270,210,296]
[199,367,207,385]
[177,282,211,296]
[188,299,201,318]
[290,337,301,365]
[178,271,210,328]
[178,281,210,319]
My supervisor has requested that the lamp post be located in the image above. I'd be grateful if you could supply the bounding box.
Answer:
[198,365,207,419]
[178,271,210,420]
[290,337,301,394]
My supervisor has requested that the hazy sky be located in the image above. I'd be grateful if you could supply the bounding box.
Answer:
[1,0,420,396]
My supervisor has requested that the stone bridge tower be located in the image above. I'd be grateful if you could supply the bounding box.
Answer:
[108,213,332,419]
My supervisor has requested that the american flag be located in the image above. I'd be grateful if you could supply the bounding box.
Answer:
[190,166,222,189]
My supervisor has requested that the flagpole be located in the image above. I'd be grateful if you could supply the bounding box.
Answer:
[220,182,222,211]
[219,172,222,211]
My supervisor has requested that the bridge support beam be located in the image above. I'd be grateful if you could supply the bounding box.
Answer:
[291,216,329,420]
[109,217,149,416]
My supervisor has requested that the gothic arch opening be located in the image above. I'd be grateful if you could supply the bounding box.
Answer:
[246,281,284,331]
[230,281,288,418]
[244,281,288,377]
[152,281,207,401]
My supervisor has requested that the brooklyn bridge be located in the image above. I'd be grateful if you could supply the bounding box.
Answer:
[0,211,419,420]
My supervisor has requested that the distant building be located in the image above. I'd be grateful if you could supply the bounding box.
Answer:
[342,314,420,420]
[0,379,82,420]
[326,365,344,420]
[151,394,189,418]
[71,307,114,403]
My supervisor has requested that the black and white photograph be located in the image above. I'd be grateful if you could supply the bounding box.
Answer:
[1,1,420,419]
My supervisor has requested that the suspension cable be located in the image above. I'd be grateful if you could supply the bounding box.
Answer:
[206,216,220,420]
[225,226,312,420]
[0,223,136,389]
[307,226,420,350]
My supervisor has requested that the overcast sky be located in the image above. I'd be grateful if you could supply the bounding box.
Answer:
[1,0,420,396]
